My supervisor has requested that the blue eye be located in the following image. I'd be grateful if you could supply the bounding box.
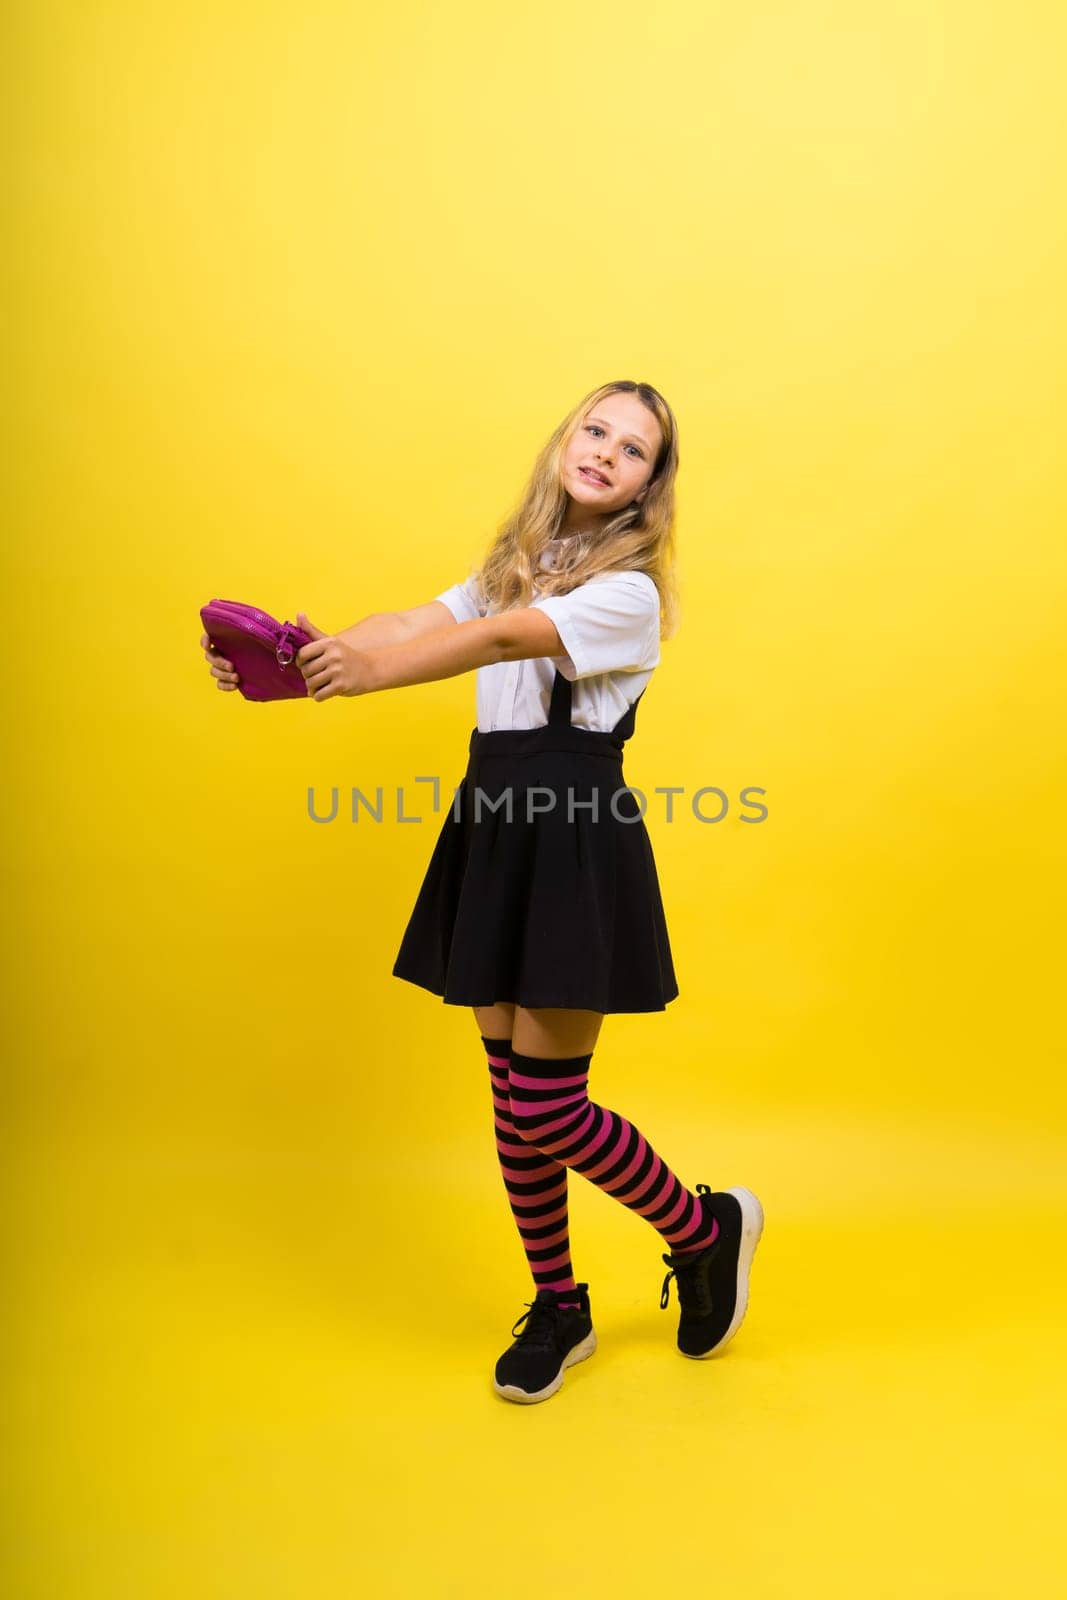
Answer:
[586,424,643,459]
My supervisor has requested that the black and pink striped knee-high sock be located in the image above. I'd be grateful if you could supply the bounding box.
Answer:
[507,1050,720,1257]
[482,1037,582,1307]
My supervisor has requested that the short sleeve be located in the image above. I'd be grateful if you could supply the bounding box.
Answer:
[529,571,661,679]
[433,573,488,623]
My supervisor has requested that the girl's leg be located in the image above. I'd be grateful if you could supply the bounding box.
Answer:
[472,1004,581,1302]
[507,1006,720,1256]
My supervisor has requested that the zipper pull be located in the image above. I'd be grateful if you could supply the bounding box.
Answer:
[276,626,298,666]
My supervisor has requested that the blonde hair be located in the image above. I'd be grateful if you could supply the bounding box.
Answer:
[473,379,681,640]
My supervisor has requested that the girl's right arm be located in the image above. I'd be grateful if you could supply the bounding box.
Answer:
[335,602,458,650]
[201,601,459,691]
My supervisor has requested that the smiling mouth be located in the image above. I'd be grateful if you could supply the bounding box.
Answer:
[579,467,610,486]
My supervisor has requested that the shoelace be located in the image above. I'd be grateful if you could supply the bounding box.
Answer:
[660,1248,716,1313]
[510,1297,573,1348]
[660,1188,720,1312]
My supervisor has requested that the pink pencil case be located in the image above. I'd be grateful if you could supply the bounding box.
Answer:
[200,598,313,702]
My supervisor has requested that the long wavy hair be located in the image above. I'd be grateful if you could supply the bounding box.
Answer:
[472,379,681,640]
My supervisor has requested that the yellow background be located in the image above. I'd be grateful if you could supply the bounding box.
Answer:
[5,1,1065,1594]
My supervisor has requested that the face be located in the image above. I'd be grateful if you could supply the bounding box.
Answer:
[560,392,663,531]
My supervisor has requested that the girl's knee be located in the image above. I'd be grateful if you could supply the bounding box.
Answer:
[509,1061,590,1146]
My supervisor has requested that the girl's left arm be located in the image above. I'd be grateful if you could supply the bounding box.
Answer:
[298,610,565,702]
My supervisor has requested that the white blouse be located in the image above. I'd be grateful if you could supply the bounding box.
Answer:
[433,536,662,733]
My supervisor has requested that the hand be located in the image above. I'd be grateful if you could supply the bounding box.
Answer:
[294,613,374,702]
[201,631,240,692]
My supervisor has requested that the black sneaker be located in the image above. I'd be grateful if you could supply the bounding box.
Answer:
[493,1284,597,1404]
[659,1185,764,1359]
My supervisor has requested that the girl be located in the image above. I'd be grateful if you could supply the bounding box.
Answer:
[201,379,763,1406]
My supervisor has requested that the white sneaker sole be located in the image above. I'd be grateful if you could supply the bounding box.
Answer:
[493,1327,598,1404]
[681,1184,764,1360]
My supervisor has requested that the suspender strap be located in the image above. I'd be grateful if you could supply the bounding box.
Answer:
[547,668,645,739]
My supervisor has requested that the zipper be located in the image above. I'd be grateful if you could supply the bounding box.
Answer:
[275,627,299,666]
[205,602,302,668]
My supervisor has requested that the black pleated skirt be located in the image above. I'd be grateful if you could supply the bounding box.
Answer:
[391,670,679,1014]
